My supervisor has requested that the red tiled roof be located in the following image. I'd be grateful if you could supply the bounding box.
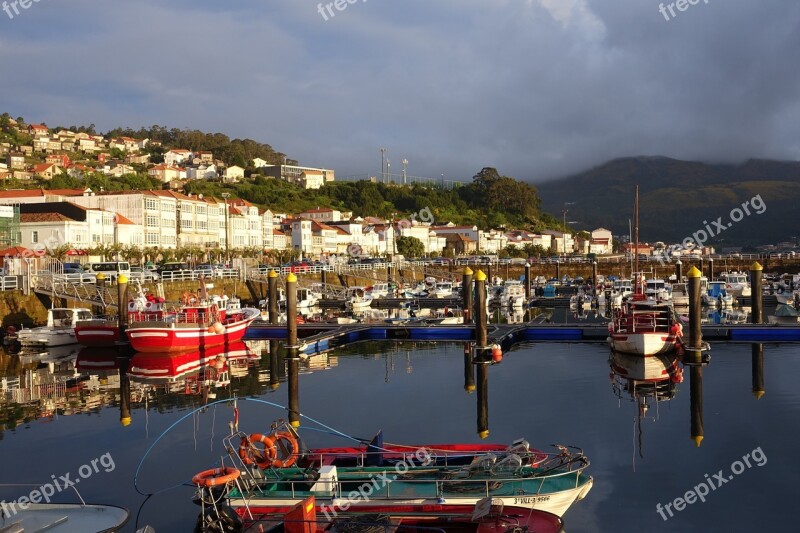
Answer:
[33,163,55,173]
[114,212,135,225]
[20,212,73,223]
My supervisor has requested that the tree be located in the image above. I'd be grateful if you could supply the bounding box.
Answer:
[396,236,425,258]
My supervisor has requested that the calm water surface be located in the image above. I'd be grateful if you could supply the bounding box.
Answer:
[1,339,798,532]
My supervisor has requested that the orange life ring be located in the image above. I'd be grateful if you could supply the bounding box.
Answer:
[191,467,240,487]
[270,431,300,468]
[238,433,277,468]
[183,291,191,305]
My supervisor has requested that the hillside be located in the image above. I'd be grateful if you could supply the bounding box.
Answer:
[536,157,800,247]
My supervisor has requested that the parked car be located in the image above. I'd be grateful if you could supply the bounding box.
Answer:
[195,263,219,278]
[156,262,192,279]
[62,262,84,274]
[131,266,159,281]
[83,261,131,283]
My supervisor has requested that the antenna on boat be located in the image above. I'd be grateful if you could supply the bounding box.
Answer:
[634,185,640,295]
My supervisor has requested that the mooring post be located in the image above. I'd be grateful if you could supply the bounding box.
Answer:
[117,274,129,337]
[690,365,704,447]
[750,262,763,324]
[675,259,682,282]
[591,261,598,297]
[286,272,300,427]
[473,270,490,440]
[687,266,702,353]
[555,260,561,281]
[708,258,714,281]
[463,343,475,393]
[752,343,765,399]
[320,269,327,300]
[474,270,488,350]
[524,263,531,299]
[463,267,474,324]
[476,360,489,439]
[268,270,279,324]
[119,357,131,427]
[269,339,281,390]
[95,273,106,316]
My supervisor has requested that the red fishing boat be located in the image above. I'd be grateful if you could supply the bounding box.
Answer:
[75,289,167,347]
[126,296,259,353]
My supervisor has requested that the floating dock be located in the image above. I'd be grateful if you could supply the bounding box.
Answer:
[244,322,800,356]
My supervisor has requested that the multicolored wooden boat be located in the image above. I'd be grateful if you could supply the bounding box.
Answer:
[190,422,593,521]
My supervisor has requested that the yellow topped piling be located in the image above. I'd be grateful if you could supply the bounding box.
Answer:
[474,269,487,282]
[750,261,763,271]
[286,272,297,283]
[692,435,703,447]
[686,266,702,278]
[463,266,473,276]
[268,269,278,278]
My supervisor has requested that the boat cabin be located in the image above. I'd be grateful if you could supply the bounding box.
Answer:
[48,308,93,328]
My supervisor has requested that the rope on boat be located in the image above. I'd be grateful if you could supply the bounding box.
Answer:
[132,397,365,497]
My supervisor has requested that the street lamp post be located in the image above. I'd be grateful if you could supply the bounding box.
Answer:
[380,148,387,183]
[221,192,230,263]
[562,209,568,260]
[402,159,408,185]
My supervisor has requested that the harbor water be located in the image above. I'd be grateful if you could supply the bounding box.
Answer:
[0,339,797,532]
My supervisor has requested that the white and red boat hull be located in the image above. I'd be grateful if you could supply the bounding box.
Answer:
[129,341,254,380]
[608,332,679,356]
[127,308,260,352]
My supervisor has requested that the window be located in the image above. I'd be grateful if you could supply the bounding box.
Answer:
[197,220,207,230]
[31,231,38,243]
[161,202,171,212]
[196,205,206,216]
[146,233,159,245]
[145,198,158,210]
[162,217,174,228]
[146,215,158,228]
[181,219,192,229]
[92,234,101,243]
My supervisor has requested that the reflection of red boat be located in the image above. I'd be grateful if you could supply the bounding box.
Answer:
[129,341,254,381]
[75,347,120,371]
[127,297,260,353]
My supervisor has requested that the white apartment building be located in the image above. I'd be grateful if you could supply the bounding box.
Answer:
[18,203,142,250]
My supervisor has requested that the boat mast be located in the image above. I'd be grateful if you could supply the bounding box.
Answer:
[634,185,640,295]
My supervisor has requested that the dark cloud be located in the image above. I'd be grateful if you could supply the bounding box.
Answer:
[1,0,798,183]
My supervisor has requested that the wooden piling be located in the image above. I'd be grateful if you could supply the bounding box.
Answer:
[463,343,475,393]
[675,260,682,281]
[524,263,531,299]
[687,266,702,353]
[474,270,487,349]
[268,270,279,324]
[476,361,489,439]
[462,267,474,324]
[690,365,704,447]
[95,273,106,316]
[117,274,129,336]
[750,262,763,324]
[752,343,764,399]
[708,258,714,281]
[286,272,300,428]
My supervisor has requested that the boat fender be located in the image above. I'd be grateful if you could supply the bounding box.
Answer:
[270,431,300,468]
[490,344,503,363]
[238,434,277,468]
[191,467,240,487]
[213,322,225,334]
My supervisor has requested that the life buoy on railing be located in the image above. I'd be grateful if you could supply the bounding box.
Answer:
[270,431,300,468]
[191,467,240,487]
[238,434,277,468]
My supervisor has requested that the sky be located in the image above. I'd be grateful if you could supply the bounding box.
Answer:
[1,0,799,184]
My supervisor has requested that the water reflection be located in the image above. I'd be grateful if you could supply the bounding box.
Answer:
[609,351,683,460]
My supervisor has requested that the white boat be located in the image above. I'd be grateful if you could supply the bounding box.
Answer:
[0,502,130,532]
[431,281,454,298]
[702,281,733,308]
[17,308,93,348]
[345,287,373,310]
[608,297,682,356]
[645,279,671,303]
[296,287,321,308]
[720,271,752,298]
[671,282,689,306]
[768,304,800,324]
[500,280,526,308]
[367,282,390,299]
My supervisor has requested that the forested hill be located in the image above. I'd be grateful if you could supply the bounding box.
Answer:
[536,157,800,246]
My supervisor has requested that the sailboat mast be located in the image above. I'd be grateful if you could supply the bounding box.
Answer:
[634,185,640,294]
